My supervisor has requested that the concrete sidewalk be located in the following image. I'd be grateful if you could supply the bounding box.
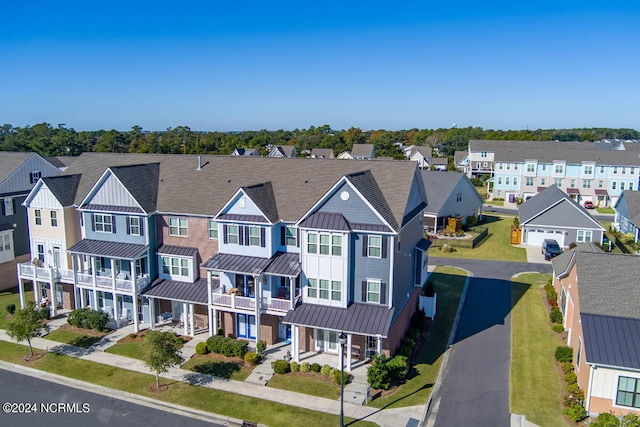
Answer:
[0,330,423,426]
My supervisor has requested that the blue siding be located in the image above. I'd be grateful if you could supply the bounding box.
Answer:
[224,193,265,217]
[352,233,391,304]
[83,212,148,245]
[218,222,272,257]
[316,182,384,226]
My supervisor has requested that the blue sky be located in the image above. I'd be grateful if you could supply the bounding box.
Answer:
[2,1,639,131]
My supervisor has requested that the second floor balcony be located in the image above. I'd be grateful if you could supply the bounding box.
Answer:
[210,287,300,314]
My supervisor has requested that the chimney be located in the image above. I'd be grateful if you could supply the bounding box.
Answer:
[197,155,202,171]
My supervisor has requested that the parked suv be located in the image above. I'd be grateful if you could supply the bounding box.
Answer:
[584,201,594,209]
[542,239,563,260]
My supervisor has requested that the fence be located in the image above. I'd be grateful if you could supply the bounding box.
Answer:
[429,226,489,249]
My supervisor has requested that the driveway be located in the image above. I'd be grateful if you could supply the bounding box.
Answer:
[525,245,549,264]
[428,258,552,427]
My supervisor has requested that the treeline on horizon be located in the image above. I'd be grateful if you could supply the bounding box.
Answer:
[1,123,639,159]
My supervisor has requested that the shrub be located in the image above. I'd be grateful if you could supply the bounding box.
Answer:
[397,344,413,358]
[84,309,108,331]
[256,340,267,355]
[561,362,574,374]
[387,355,409,381]
[205,335,248,358]
[195,341,209,355]
[564,384,585,407]
[299,362,311,373]
[39,306,51,320]
[564,372,577,385]
[367,355,390,390]
[216,328,224,336]
[466,215,478,227]
[591,412,623,427]
[321,364,332,376]
[6,303,16,315]
[555,346,573,362]
[407,328,421,343]
[273,359,290,374]
[441,244,454,253]
[290,361,299,372]
[67,307,87,327]
[310,363,321,373]
[552,324,564,333]
[422,282,435,297]
[549,308,563,324]
[565,403,588,422]
[334,369,348,385]
[569,242,577,249]
[128,333,137,339]
[410,307,427,330]
[329,367,337,377]
[545,285,557,304]
[244,352,260,366]
[401,336,415,348]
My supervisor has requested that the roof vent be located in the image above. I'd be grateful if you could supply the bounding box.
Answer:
[197,156,202,171]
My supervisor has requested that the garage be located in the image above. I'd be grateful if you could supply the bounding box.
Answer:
[525,228,565,247]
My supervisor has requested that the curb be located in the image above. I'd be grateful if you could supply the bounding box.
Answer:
[421,271,473,427]
[0,360,247,427]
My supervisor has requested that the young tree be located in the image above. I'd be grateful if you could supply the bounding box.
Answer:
[6,302,48,357]
[142,330,184,388]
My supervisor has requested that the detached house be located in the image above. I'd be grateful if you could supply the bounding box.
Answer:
[552,247,640,417]
[613,190,640,244]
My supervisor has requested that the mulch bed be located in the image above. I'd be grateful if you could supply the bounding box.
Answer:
[23,352,46,362]
[145,383,170,394]
[56,323,112,338]
[118,330,192,344]
[190,352,245,365]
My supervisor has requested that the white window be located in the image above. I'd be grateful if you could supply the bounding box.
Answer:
[3,198,13,216]
[555,178,562,187]
[169,217,187,236]
[577,230,592,242]
[284,226,297,246]
[621,182,626,191]
[307,232,341,256]
[613,166,618,174]
[456,192,462,202]
[498,163,503,170]
[514,164,519,171]
[319,279,329,299]
[29,171,41,184]
[497,177,503,185]
[50,211,58,227]
[513,177,518,186]
[630,168,635,175]
[208,220,218,239]
[555,164,564,174]
[505,177,510,185]
[368,236,382,258]
[319,234,330,255]
[616,376,640,409]
[307,233,317,253]
[367,280,380,303]
[249,226,261,246]
[600,166,605,173]
[582,180,591,189]
[540,178,546,186]
[481,151,487,158]
[598,180,604,188]
[612,182,617,190]
[577,338,582,369]
[630,182,634,191]
[94,214,113,233]
[162,256,190,279]
[127,217,140,235]
[307,278,317,298]
[583,165,593,175]
[570,180,575,188]
[525,177,533,186]
[34,209,42,225]
[621,167,626,175]
[506,163,510,170]
[541,164,547,172]
[331,235,342,256]
[36,244,45,262]
[527,164,535,173]
[227,224,239,244]
[331,281,341,301]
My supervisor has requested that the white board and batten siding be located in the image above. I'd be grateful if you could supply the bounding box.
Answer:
[86,173,140,209]
[590,366,640,407]
[0,154,62,195]
[28,184,64,210]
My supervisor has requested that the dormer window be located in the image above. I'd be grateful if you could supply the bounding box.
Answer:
[29,171,41,184]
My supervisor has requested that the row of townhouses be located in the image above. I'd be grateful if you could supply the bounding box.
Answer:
[464,140,640,206]
[16,153,430,370]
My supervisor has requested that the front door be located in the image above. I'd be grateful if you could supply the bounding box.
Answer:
[237,313,256,340]
[52,246,61,268]
[0,232,14,263]
[315,329,338,353]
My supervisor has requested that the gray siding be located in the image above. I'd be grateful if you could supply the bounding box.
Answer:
[317,182,384,226]
[404,170,427,218]
[528,200,602,229]
[391,213,423,319]
[86,173,139,208]
[0,155,62,196]
[439,178,483,220]
[351,232,391,304]
[225,193,265,217]
[1,196,29,256]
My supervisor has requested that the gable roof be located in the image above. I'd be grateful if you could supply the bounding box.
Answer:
[0,152,35,183]
[421,171,483,214]
[108,163,160,213]
[410,146,432,158]
[351,144,374,158]
[551,242,603,276]
[518,185,603,230]
[431,157,448,166]
[345,170,398,231]
[310,148,334,158]
[615,190,640,228]
[40,175,82,207]
[269,145,296,157]
[454,150,468,165]
[232,148,259,156]
[241,182,279,223]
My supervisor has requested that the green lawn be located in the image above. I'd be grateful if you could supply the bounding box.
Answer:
[369,266,467,409]
[0,341,375,427]
[0,284,34,330]
[45,328,103,348]
[511,273,569,427]
[430,215,527,262]
[596,206,614,214]
[105,340,147,359]
[182,353,251,381]
[268,372,341,399]
[485,200,504,206]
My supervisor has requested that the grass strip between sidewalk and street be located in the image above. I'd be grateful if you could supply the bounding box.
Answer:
[0,340,376,427]
[510,273,570,427]
[368,266,466,409]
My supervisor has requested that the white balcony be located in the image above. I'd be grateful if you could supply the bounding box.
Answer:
[210,288,300,314]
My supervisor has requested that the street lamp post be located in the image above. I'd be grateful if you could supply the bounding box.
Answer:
[338,332,347,427]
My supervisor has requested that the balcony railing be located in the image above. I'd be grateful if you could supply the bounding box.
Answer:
[263,294,301,312]
[210,288,300,313]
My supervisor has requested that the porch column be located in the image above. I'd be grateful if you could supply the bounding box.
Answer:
[210,308,217,336]
[110,258,116,289]
[189,304,194,337]
[49,282,57,317]
[182,303,188,335]
[112,292,119,329]
[292,325,300,362]
[18,279,25,308]
[289,277,295,309]
[132,296,139,333]
[207,272,213,336]
[346,333,352,371]
[376,336,383,355]
[79,288,84,308]
[91,256,97,288]
[146,297,154,328]
[254,275,261,344]
[91,290,98,310]
[34,282,39,304]
[71,255,78,289]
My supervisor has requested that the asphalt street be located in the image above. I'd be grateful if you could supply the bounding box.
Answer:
[430,258,552,427]
[0,368,221,427]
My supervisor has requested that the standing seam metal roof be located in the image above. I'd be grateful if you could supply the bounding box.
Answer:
[67,239,148,260]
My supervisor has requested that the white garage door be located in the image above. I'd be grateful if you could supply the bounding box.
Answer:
[526,229,565,247]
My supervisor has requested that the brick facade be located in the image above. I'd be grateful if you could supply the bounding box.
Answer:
[384,286,421,356]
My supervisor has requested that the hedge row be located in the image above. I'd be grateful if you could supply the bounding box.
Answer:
[205,335,248,358]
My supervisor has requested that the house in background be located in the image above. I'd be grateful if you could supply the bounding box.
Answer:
[407,146,432,169]
[231,148,260,157]
[0,152,65,263]
[268,145,297,158]
[430,158,449,171]
[350,144,375,160]
[552,246,640,417]
[309,148,335,159]
[613,190,640,243]
[421,171,483,232]
[454,150,470,173]
[518,185,605,247]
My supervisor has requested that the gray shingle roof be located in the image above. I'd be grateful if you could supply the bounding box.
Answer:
[351,144,374,158]
[202,253,271,275]
[109,163,159,213]
[454,150,468,165]
[157,245,198,257]
[299,212,351,231]
[0,152,35,183]
[421,171,482,215]
[582,313,640,370]
[617,190,640,228]
[67,239,148,260]
[263,252,301,277]
[346,170,398,230]
[416,238,432,251]
[551,242,603,275]
[62,153,422,232]
[41,174,81,207]
[242,182,279,223]
[282,303,395,337]
[143,278,211,304]
[310,148,334,158]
